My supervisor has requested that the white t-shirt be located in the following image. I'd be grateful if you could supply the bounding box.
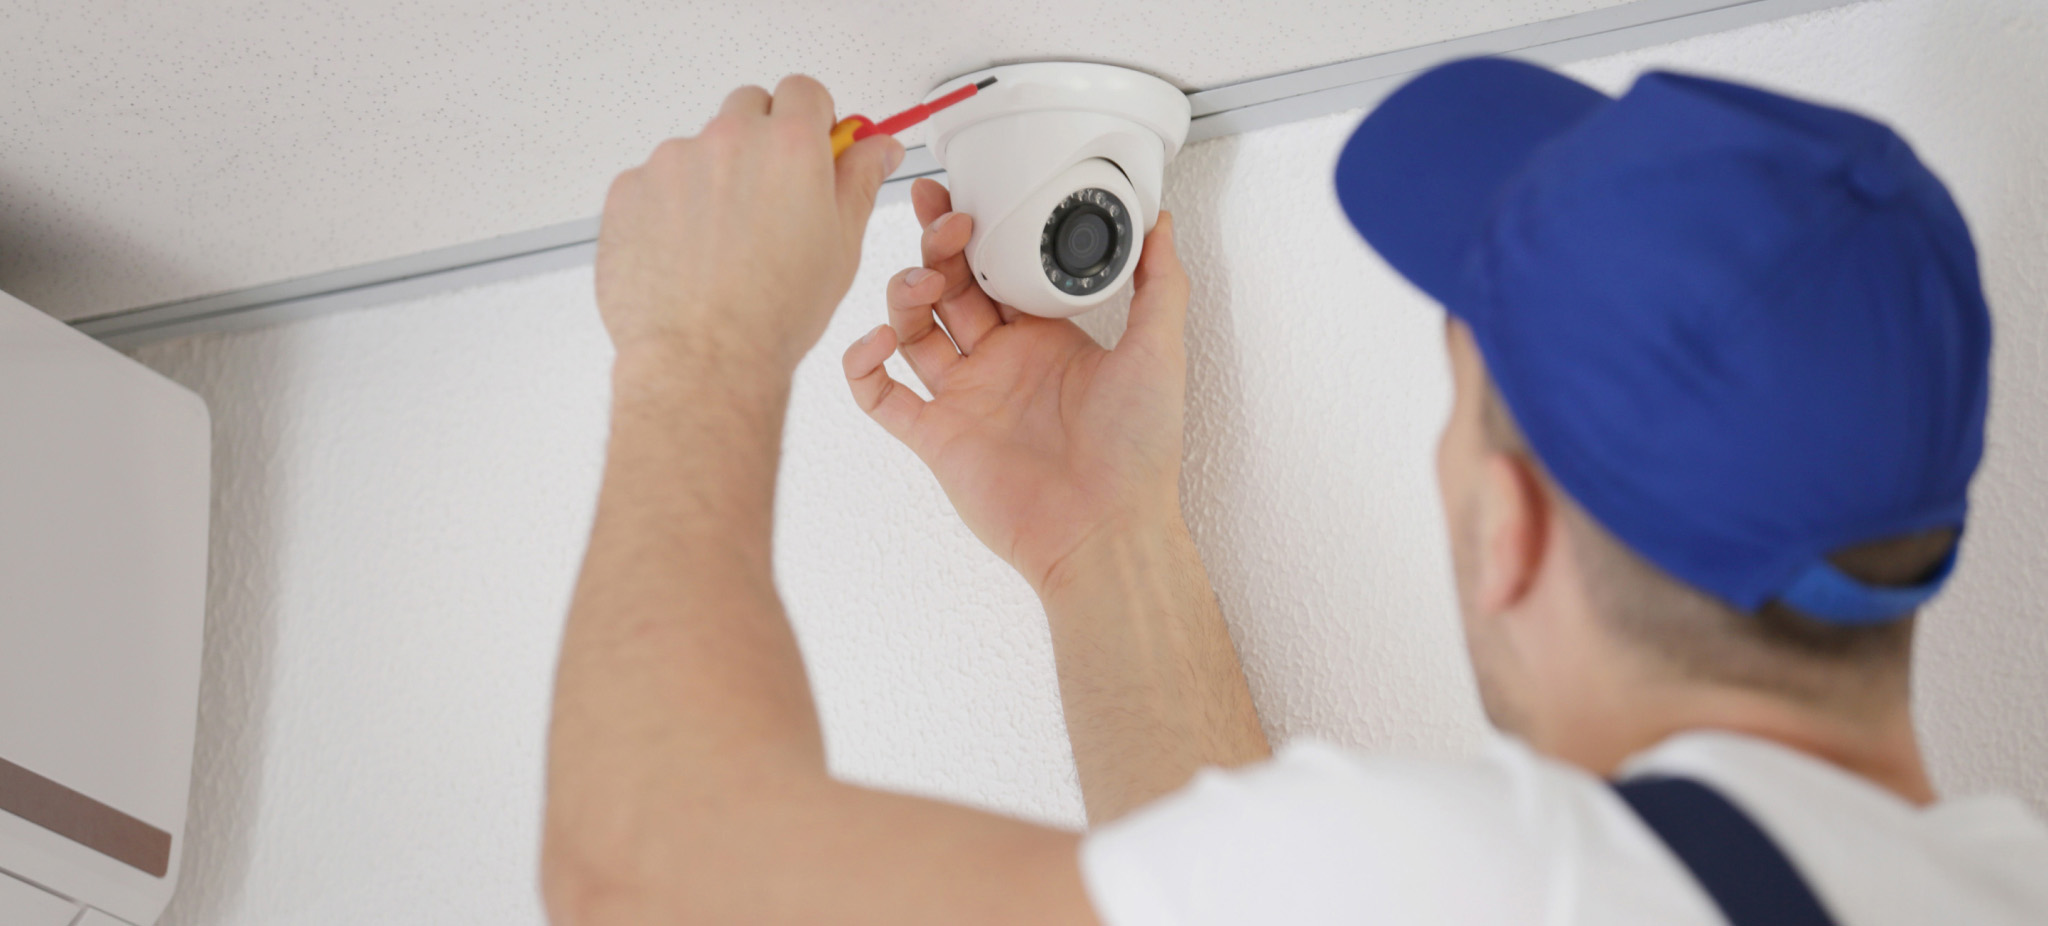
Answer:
[1080,731,2048,925]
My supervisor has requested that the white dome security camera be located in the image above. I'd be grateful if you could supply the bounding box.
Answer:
[921,63,1190,318]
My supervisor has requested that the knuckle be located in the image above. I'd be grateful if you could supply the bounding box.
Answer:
[695,122,752,159]
[697,116,741,143]
[852,382,882,414]
[903,324,943,348]
[776,73,825,98]
[771,114,816,144]
[724,84,767,107]
[867,378,899,414]
[649,136,691,165]
[603,169,641,210]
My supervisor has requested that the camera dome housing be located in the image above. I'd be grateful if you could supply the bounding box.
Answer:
[922,63,1190,318]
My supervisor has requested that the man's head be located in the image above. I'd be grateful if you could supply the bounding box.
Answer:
[1334,59,1992,760]
[1435,315,1953,742]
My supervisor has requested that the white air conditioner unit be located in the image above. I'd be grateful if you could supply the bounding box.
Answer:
[0,289,209,926]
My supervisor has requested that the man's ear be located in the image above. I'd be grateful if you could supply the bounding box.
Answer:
[1475,451,1550,615]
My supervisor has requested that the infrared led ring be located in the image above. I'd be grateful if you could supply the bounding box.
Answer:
[1040,187,1134,296]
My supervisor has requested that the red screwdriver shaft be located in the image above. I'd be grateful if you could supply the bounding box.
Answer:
[854,77,997,141]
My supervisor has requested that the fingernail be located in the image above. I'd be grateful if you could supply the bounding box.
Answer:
[926,212,953,234]
[884,141,905,176]
[905,267,936,287]
[859,325,880,344]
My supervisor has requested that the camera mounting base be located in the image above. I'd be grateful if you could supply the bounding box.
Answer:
[919,63,1191,317]
[922,62,1191,168]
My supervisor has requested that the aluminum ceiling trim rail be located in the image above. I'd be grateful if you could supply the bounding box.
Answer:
[77,0,1849,349]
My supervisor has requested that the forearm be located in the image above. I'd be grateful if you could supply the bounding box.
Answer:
[544,343,826,901]
[1037,516,1270,824]
[543,343,1101,926]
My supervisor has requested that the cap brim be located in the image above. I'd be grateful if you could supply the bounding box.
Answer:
[1336,57,1609,312]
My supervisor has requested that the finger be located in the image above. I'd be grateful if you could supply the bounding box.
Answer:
[1122,210,1191,357]
[887,267,961,392]
[913,177,1027,324]
[769,74,836,134]
[836,134,906,236]
[717,84,771,119]
[920,210,1001,353]
[912,179,1009,342]
[909,176,953,228]
[843,325,925,446]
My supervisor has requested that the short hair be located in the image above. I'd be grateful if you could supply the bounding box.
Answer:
[1479,384,1952,710]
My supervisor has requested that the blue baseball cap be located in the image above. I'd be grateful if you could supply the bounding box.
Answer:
[1334,57,1991,625]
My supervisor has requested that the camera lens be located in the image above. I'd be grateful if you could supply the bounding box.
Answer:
[1040,187,1134,296]
[1054,212,1111,276]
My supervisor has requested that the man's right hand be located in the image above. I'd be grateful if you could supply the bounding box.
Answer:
[841,177,1193,595]
[844,179,1265,822]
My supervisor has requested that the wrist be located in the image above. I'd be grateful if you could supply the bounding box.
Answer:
[1034,507,1198,606]
[611,332,795,407]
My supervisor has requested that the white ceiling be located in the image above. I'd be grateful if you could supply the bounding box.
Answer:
[2,0,1624,322]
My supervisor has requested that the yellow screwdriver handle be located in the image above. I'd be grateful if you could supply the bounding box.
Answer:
[830,116,872,159]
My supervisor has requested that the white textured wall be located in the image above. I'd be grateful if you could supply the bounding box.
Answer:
[130,0,2047,922]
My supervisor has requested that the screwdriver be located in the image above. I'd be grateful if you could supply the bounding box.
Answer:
[831,77,997,159]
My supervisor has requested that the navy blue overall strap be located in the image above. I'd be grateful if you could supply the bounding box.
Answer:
[1613,776,1840,926]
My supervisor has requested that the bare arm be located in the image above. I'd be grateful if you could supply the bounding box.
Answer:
[841,180,1269,825]
[542,76,1096,926]
[1038,519,1268,822]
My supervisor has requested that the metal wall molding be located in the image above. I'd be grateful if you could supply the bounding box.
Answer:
[77,0,1849,349]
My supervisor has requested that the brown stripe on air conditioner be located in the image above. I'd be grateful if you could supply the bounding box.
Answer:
[0,754,170,877]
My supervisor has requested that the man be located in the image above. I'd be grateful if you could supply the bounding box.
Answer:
[540,58,2048,924]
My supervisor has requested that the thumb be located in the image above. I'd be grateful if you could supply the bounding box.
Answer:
[1123,211,1191,356]
[836,135,905,234]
